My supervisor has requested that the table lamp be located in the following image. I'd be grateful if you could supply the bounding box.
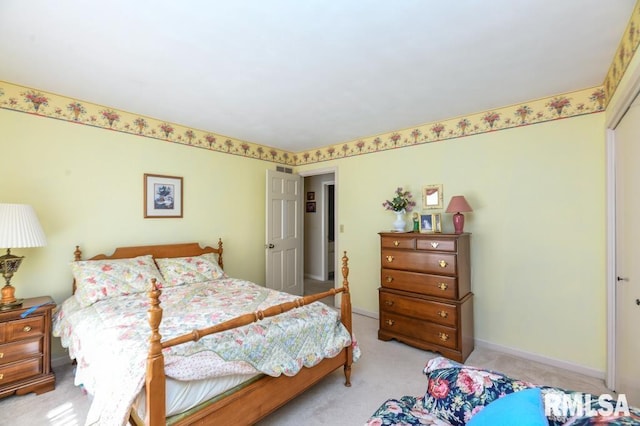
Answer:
[445,196,473,234]
[0,204,47,309]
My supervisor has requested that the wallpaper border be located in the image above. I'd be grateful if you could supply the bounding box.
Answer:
[3,0,640,167]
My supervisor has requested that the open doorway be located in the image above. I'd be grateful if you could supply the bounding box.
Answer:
[302,171,336,305]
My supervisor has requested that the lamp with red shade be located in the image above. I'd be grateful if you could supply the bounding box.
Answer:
[445,196,473,234]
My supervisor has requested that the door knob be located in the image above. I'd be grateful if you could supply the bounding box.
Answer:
[265,243,275,249]
[617,276,629,282]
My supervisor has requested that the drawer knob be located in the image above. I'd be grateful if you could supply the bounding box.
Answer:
[386,256,394,263]
[0,352,3,359]
[384,300,394,306]
[438,332,450,342]
[431,242,439,248]
[393,240,400,246]
[438,260,448,268]
[385,319,395,326]
[438,282,448,291]
[23,325,32,332]
[437,310,448,318]
[0,373,3,380]
[385,276,393,283]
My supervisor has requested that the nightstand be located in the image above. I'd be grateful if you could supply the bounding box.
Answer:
[0,296,56,398]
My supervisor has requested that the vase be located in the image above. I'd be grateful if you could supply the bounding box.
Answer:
[392,210,406,232]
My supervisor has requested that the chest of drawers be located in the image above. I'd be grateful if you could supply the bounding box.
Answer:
[378,232,474,362]
[0,296,56,398]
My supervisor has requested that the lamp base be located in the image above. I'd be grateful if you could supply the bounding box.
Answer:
[452,212,465,234]
[0,298,23,310]
[1,283,18,305]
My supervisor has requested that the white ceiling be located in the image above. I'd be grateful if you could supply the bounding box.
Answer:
[0,1,635,152]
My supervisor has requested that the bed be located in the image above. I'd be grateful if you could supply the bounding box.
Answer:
[53,240,357,426]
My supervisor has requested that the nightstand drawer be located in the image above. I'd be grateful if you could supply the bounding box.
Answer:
[0,357,42,386]
[381,268,459,299]
[380,291,457,327]
[0,339,43,365]
[4,317,44,343]
[380,312,458,350]
[381,250,457,275]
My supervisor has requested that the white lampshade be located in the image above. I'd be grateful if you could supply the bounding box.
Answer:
[0,204,47,248]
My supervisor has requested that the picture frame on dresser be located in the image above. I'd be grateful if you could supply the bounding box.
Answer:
[419,213,441,233]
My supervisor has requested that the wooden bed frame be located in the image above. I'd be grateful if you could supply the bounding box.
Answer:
[72,239,353,426]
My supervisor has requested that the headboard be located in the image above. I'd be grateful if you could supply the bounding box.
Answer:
[72,239,224,293]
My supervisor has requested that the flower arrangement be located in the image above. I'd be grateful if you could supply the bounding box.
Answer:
[382,187,416,212]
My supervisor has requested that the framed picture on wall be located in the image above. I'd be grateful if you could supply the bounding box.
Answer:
[306,201,316,213]
[144,173,183,218]
[307,191,315,201]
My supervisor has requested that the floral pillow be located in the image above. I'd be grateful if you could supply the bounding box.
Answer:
[155,252,226,287]
[72,255,164,307]
[421,357,534,425]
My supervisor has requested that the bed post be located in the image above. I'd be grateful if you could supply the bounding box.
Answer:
[146,279,166,426]
[217,238,224,269]
[341,251,353,387]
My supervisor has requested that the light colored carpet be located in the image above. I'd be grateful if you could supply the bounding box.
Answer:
[0,313,613,425]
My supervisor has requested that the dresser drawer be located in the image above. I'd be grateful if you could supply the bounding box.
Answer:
[381,250,457,275]
[381,268,459,299]
[380,291,457,327]
[3,317,44,343]
[0,339,43,366]
[0,357,42,386]
[416,237,457,252]
[380,312,458,350]
[381,236,415,249]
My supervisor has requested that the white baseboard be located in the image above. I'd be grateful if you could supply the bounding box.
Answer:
[475,338,605,380]
[52,354,73,368]
[304,273,325,281]
[352,307,378,319]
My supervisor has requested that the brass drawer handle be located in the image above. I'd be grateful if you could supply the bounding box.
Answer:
[0,373,3,380]
[438,332,449,342]
[393,240,400,247]
[385,300,394,306]
[431,242,439,248]
[0,352,3,359]
[439,260,448,268]
[386,256,394,262]
[438,282,448,291]
[23,325,32,332]
[385,276,393,283]
[385,319,395,326]
[437,310,448,318]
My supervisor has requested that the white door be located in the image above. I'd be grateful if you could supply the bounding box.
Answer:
[265,169,303,295]
[613,96,640,404]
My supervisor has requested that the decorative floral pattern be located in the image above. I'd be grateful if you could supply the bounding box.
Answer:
[155,252,226,286]
[365,357,640,426]
[53,277,359,425]
[71,255,165,307]
[3,0,640,168]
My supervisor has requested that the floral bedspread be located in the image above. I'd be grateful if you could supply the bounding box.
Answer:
[53,278,359,426]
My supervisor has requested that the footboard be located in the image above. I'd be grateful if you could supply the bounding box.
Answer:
[143,252,354,426]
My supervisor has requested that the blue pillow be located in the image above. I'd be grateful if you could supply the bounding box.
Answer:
[467,388,549,426]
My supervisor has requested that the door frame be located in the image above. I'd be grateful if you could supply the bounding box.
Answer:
[604,58,640,389]
[322,180,335,280]
[299,166,338,288]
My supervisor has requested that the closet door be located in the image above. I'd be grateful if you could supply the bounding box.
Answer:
[613,95,640,405]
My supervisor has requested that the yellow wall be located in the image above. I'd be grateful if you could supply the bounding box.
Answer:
[1,94,608,371]
[1,108,270,304]
[299,112,607,371]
